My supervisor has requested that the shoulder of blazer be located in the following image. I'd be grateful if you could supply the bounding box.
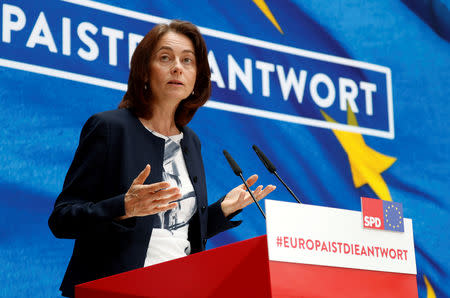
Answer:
[86,109,153,140]
[88,109,201,149]
[91,109,137,128]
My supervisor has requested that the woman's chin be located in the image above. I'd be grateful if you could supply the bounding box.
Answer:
[162,90,191,102]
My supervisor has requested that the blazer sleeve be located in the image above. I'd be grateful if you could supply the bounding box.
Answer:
[206,197,242,239]
[48,114,133,239]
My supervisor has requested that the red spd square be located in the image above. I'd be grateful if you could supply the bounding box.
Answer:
[361,197,384,230]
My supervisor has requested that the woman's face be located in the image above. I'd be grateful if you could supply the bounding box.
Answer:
[149,31,197,106]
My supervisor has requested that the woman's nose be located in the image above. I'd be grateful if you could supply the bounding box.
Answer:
[171,59,182,74]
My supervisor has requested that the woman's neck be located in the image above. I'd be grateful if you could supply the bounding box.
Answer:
[140,101,180,136]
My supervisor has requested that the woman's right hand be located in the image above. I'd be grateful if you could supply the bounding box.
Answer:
[119,164,180,220]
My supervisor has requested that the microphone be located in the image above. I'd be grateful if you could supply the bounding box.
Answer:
[223,150,242,176]
[222,150,266,219]
[252,145,302,204]
[252,145,276,173]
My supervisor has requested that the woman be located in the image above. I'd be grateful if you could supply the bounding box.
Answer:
[49,20,275,297]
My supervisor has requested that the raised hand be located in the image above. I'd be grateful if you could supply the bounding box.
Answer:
[119,164,181,220]
[221,174,276,217]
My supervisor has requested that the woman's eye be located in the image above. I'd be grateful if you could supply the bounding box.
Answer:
[160,55,170,61]
[183,57,193,64]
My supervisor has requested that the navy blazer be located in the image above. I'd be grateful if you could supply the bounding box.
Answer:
[48,109,241,297]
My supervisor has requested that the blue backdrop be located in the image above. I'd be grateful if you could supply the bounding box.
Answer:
[0,0,448,297]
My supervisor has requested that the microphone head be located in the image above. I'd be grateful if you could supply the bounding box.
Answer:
[223,150,243,176]
[252,145,276,173]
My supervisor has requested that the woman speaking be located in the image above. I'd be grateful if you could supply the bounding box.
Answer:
[48,20,275,297]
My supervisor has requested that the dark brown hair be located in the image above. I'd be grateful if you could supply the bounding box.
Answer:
[118,20,211,126]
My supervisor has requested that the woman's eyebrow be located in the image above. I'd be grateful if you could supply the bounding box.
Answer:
[156,46,194,55]
[156,46,173,53]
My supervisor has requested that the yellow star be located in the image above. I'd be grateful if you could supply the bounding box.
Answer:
[321,108,397,201]
[252,0,284,34]
[424,275,436,298]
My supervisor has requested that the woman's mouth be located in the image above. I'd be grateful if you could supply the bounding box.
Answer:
[168,80,183,85]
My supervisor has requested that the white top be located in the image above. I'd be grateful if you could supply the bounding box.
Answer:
[144,129,197,267]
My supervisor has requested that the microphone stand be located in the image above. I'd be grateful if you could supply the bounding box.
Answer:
[223,150,266,219]
[273,171,301,204]
[238,172,266,219]
[252,145,302,204]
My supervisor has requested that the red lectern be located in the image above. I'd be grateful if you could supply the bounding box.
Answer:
[76,200,418,297]
[76,235,417,297]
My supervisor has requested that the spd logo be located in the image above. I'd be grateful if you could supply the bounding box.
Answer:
[361,197,404,232]
[364,215,382,228]
[361,197,384,230]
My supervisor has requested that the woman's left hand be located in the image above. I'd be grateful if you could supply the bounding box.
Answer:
[221,174,276,217]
